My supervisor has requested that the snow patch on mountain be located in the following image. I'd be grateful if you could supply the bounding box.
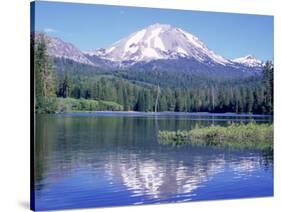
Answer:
[124,29,146,53]
[177,47,188,55]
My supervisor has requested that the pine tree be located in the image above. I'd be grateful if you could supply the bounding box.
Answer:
[246,87,254,113]
[58,72,71,98]
[263,61,274,114]
[144,90,152,111]
[34,33,56,113]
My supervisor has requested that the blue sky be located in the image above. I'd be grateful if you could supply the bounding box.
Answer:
[33,1,273,61]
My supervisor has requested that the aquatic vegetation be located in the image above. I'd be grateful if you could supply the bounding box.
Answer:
[158,123,273,150]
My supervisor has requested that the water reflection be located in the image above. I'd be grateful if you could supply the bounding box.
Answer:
[103,153,224,199]
[34,113,273,210]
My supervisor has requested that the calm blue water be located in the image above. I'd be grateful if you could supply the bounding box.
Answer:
[34,112,273,211]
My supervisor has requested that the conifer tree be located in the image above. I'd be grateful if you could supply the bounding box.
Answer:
[34,33,56,113]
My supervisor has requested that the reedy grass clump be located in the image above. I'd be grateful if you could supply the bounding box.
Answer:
[158,122,273,150]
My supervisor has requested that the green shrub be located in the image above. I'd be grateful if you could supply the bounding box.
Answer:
[55,97,123,112]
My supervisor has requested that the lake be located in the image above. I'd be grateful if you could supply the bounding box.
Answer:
[34,112,273,210]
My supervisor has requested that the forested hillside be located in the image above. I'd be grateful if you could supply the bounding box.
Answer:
[33,34,273,114]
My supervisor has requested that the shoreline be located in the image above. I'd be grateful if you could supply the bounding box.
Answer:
[54,111,273,117]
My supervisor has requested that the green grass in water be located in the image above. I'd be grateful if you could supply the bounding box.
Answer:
[158,122,273,150]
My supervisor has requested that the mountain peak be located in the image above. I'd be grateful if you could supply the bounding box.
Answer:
[232,55,262,67]
[36,33,95,66]
[244,55,257,60]
[85,23,230,66]
[146,23,173,30]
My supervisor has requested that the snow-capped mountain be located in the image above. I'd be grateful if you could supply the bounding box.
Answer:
[232,55,263,68]
[85,23,233,66]
[44,35,95,66]
[38,24,265,75]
